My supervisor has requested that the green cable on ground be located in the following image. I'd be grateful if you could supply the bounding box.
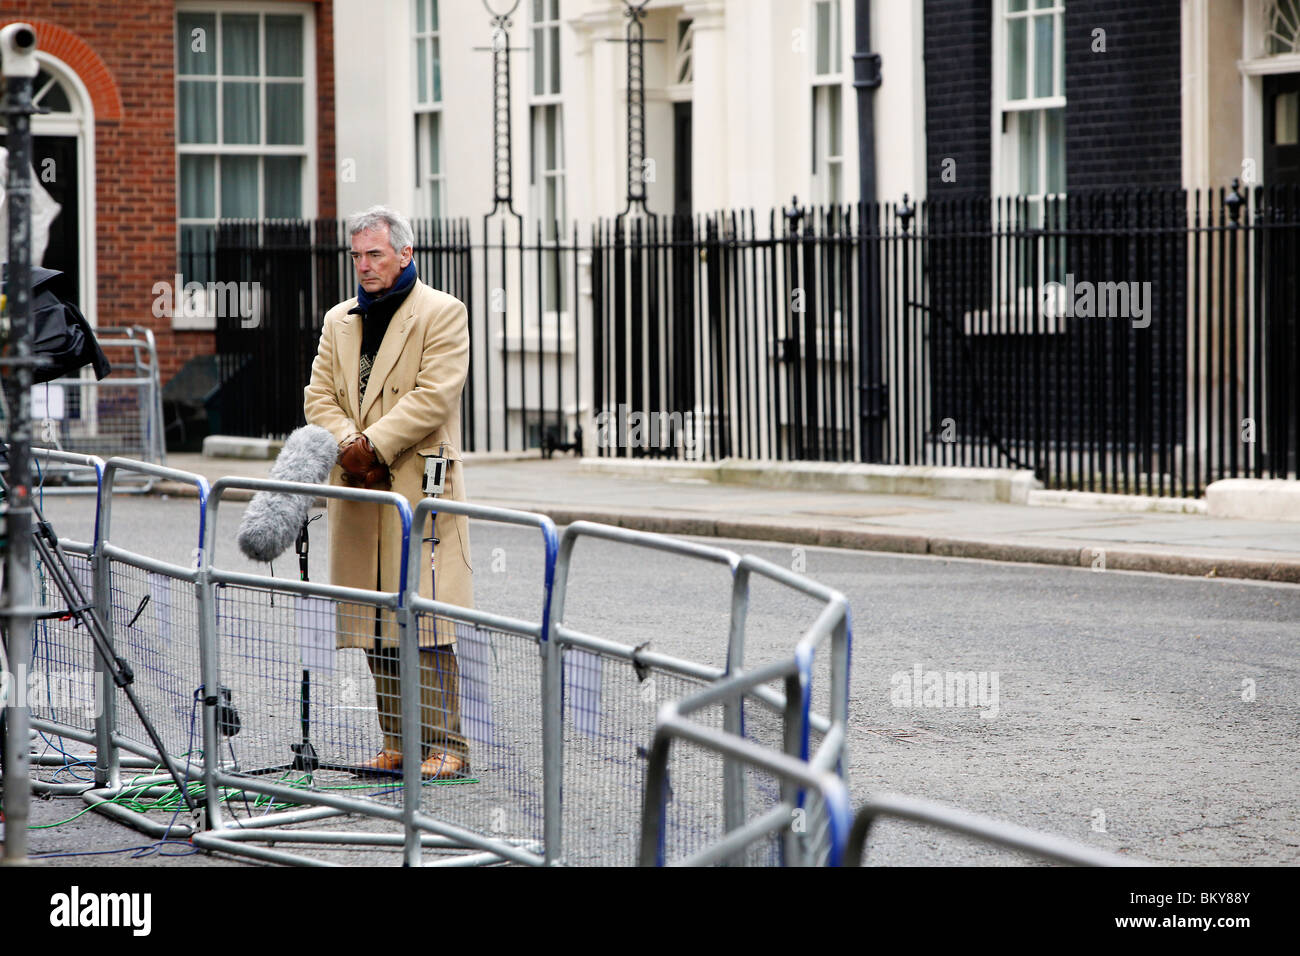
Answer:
[29,776,171,829]
[29,773,299,829]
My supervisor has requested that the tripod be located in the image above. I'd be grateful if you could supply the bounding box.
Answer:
[0,461,198,811]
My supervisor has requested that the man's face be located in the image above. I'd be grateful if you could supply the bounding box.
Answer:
[350,224,411,294]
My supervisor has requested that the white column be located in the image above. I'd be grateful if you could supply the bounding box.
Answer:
[727,0,776,210]
[873,0,926,203]
[571,4,627,220]
[685,0,727,213]
[334,0,409,214]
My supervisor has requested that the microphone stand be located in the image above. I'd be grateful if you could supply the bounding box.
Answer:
[289,519,320,773]
[242,513,355,779]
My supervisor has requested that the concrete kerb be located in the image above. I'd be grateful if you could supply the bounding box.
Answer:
[144,483,1300,584]
[472,506,1300,584]
[1081,546,1300,583]
[157,447,1300,585]
[202,436,284,460]
[1205,478,1300,521]
[583,457,1044,504]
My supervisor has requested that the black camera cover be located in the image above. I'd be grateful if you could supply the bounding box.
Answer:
[2,264,111,383]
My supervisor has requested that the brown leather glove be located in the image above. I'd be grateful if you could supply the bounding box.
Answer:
[339,434,391,490]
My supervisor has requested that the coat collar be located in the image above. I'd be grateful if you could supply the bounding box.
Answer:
[333,303,362,420]
[358,280,425,423]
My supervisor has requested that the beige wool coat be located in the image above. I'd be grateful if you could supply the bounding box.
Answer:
[303,279,473,647]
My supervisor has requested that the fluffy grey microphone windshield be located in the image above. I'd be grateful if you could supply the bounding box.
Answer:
[236,424,339,563]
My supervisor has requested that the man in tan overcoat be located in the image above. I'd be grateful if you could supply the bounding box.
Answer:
[304,205,473,779]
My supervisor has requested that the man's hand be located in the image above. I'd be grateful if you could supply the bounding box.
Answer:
[339,434,391,490]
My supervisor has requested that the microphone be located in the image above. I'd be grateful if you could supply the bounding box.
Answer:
[236,424,339,563]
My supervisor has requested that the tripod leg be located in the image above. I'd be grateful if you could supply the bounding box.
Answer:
[27,512,197,811]
[301,668,310,743]
[291,521,318,772]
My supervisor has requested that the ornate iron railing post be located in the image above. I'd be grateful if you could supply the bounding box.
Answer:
[623,1,650,214]
[474,2,526,451]
[609,1,662,217]
[477,1,526,217]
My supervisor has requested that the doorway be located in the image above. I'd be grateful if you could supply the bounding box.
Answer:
[31,134,79,305]
[1263,72,1299,185]
[673,101,692,218]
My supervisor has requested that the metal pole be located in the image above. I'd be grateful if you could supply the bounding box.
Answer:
[852,0,884,461]
[1,21,41,865]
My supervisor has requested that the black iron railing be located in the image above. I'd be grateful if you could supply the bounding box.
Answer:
[206,183,1300,496]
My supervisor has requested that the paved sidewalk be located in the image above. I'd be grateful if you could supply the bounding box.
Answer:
[158,452,1300,584]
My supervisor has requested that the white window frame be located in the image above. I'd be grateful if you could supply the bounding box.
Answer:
[530,103,566,312]
[531,0,562,98]
[413,0,444,218]
[174,1,318,328]
[414,112,446,219]
[991,0,1065,200]
[1263,0,1300,54]
[974,0,1067,335]
[673,16,696,88]
[528,0,566,318]
[810,0,846,207]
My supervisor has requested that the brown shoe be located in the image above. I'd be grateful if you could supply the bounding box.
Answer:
[358,750,403,773]
[419,751,469,779]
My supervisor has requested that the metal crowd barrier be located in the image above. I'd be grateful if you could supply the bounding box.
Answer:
[396,496,558,866]
[69,458,215,837]
[640,673,854,866]
[25,449,107,794]
[183,475,422,865]
[17,457,853,866]
[843,794,1144,867]
[631,542,854,867]
[14,454,1152,867]
[14,327,167,492]
[545,521,852,866]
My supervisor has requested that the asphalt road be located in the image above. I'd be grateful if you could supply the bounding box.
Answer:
[14,491,1299,866]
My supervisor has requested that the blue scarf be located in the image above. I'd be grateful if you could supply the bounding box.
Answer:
[353,259,417,313]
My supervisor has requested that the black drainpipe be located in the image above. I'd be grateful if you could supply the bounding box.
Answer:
[853,0,884,461]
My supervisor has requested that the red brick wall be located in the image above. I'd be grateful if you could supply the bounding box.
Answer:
[315,0,335,220]
[3,2,335,384]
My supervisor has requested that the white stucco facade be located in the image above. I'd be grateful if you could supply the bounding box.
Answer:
[333,0,927,225]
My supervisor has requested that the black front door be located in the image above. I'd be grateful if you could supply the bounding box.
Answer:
[31,134,79,306]
[1263,73,1300,186]
[1261,73,1299,475]
[673,101,692,218]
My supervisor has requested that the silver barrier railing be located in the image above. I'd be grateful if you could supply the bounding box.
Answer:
[26,449,104,794]
[189,483,563,867]
[640,669,855,866]
[86,458,212,836]
[20,460,856,866]
[844,794,1145,867]
[546,520,852,866]
[18,328,167,491]
[397,497,559,866]
[187,475,416,867]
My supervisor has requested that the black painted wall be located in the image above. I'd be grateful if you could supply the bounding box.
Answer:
[922,0,1182,194]
[919,1,1186,458]
[923,0,993,197]
[1063,0,1182,189]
